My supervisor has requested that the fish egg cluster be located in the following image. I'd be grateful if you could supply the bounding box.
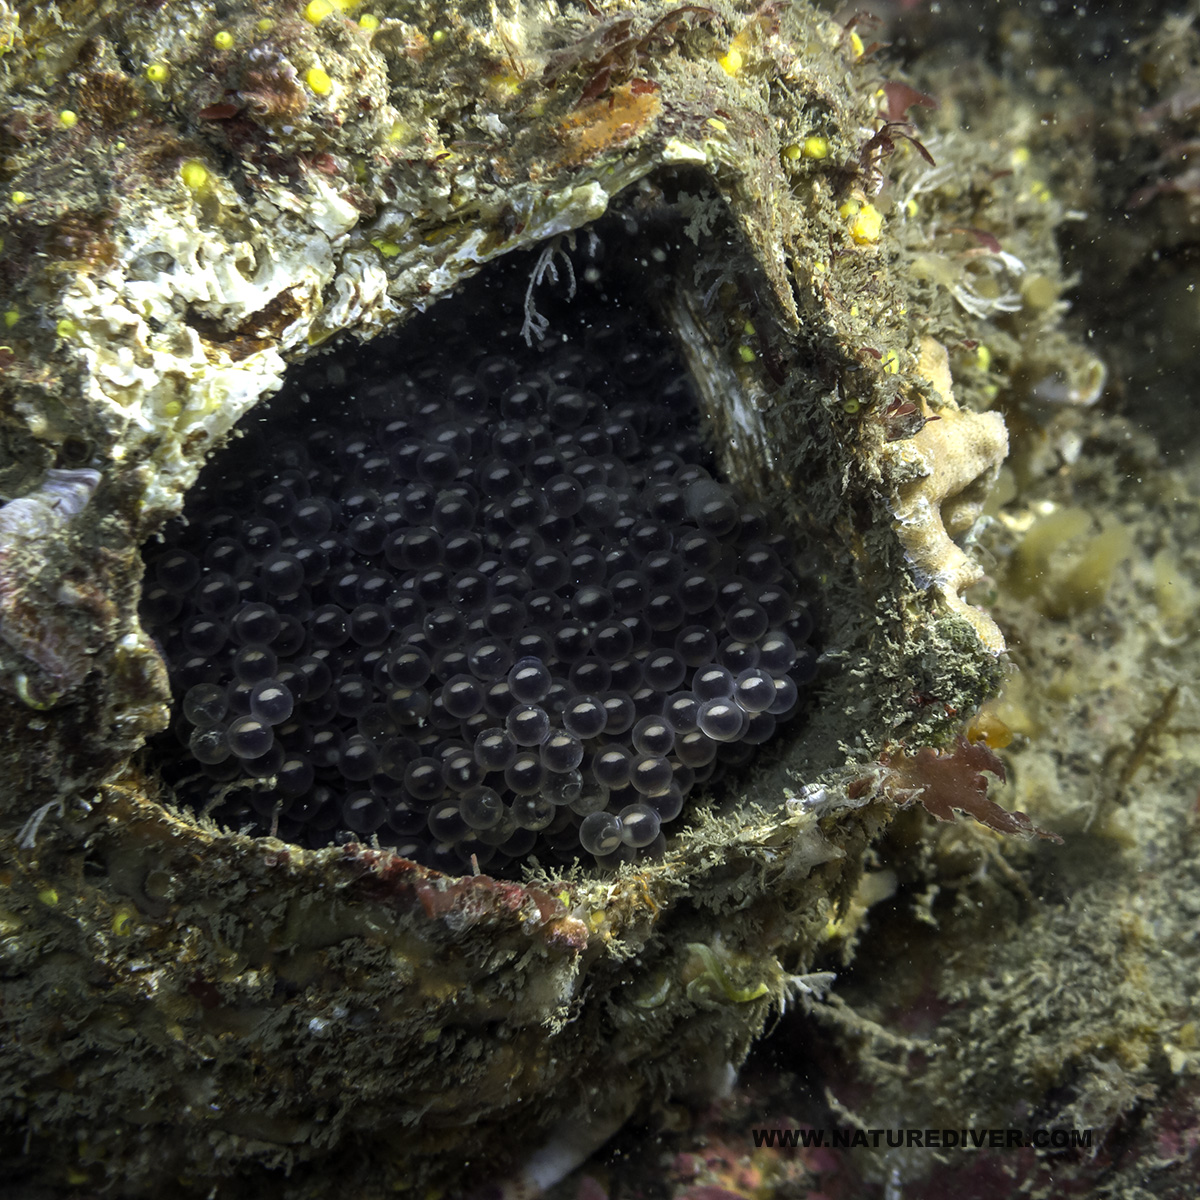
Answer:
[142,301,818,873]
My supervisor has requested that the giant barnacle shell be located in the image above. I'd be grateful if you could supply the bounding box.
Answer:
[0,1,1045,1194]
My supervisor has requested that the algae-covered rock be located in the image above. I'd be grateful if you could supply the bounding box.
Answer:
[0,1,1085,1194]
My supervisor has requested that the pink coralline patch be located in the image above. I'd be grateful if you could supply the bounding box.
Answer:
[576,1175,609,1200]
[541,915,590,952]
[413,875,532,921]
[1151,1086,1200,1166]
[342,845,588,951]
[342,845,432,890]
[797,1140,840,1177]
[668,1134,792,1200]
[1158,1127,1182,1160]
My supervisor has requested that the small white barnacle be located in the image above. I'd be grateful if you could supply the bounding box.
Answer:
[0,466,104,701]
[42,466,101,512]
[0,467,102,541]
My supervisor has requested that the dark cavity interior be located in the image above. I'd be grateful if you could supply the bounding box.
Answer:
[139,222,821,876]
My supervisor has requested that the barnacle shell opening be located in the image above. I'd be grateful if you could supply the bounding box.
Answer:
[140,213,830,874]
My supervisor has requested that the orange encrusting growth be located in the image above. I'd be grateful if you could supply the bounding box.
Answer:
[549,82,661,169]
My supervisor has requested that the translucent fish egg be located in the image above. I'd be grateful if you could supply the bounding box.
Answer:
[579,811,623,857]
[250,679,294,725]
[183,682,228,728]
[227,715,274,760]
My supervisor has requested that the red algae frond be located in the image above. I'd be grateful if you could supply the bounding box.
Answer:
[880,735,1060,842]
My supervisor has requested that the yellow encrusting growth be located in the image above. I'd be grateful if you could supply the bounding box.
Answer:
[213,31,234,50]
[848,202,883,244]
[145,63,169,83]
[359,14,379,31]
[180,160,208,191]
[10,191,28,205]
[801,135,829,159]
[58,110,77,129]
[966,705,1014,750]
[718,45,742,76]
[3,309,17,328]
[56,319,77,338]
[304,0,334,23]
[306,67,333,95]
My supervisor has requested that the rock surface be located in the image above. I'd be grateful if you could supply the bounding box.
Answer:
[0,1,1083,1194]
